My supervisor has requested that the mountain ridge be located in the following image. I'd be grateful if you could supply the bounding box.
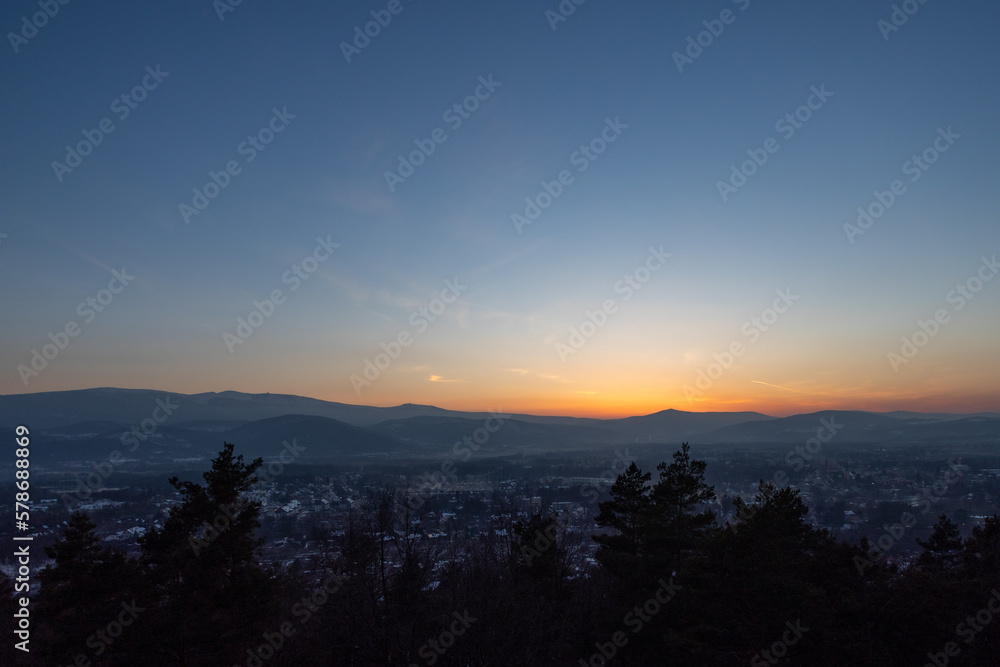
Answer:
[2,389,998,462]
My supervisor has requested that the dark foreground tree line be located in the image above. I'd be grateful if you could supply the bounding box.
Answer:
[3,442,999,666]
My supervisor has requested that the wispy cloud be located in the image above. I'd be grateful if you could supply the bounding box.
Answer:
[429,375,465,383]
[751,380,803,393]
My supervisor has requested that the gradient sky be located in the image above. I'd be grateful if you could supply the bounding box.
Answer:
[2,0,999,417]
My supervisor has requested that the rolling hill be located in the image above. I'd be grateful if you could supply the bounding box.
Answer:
[2,389,997,467]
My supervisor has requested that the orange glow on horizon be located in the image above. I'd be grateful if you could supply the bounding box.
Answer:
[303,389,1000,420]
[10,374,999,420]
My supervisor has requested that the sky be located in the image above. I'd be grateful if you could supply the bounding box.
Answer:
[2,0,999,418]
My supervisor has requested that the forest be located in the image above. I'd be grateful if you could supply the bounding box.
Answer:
[5,442,999,666]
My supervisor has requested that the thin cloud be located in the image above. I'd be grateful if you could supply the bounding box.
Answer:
[429,375,465,383]
[751,380,804,393]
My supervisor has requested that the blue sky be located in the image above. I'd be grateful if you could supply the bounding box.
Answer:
[2,0,998,416]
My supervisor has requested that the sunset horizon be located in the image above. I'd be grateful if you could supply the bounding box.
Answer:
[4,3,998,425]
[5,382,998,421]
[3,2,1000,662]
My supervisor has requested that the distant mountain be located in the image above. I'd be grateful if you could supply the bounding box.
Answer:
[0,388,444,430]
[222,414,404,458]
[2,389,997,464]
[880,410,1000,421]
[702,411,898,444]
[600,409,774,442]
[0,388,597,430]
[370,416,622,451]
[906,416,1000,442]
[0,388,775,437]
[702,410,1000,445]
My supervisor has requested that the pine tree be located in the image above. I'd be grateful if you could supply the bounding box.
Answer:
[594,444,717,585]
[35,512,138,665]
[134,443,283,665]
[916,513,963,572]
[962,514,1000,583]
[593,461,651,581]
[648,442,717,567]
[513,512,570,598]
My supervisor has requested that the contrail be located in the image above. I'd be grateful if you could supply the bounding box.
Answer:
[751,380,802,393]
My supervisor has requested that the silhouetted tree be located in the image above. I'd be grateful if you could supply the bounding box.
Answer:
[35,512,139,665]
[595,444,716,588]
[917,513,964,572]
[29,441,1000,666]
[648,442,717,569]
[593,461,651,585]
[962,514,1000,583]
[134,443,283,665]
